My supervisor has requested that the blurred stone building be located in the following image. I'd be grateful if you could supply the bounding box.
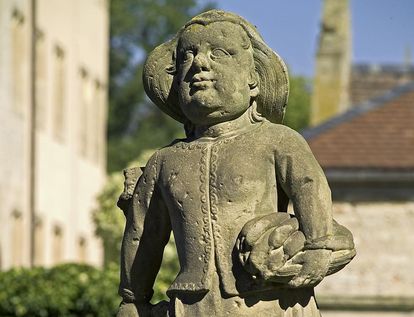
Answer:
[0,0,108,269]
[309,83,414,317]
[310,1,414,316]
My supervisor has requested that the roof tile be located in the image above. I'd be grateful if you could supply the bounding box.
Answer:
[306,86,414,170]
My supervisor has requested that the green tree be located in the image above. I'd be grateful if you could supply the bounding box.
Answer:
[93,172,125,267]
[108,0,214,173]
[284,76,311,131]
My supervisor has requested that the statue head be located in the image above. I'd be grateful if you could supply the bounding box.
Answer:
[143,10,289,128]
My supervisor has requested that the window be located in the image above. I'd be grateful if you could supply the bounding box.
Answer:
[11,209,23,266]
[11,8,26,115]
[52,46,66,142]
[35,30,47,130]
[92,81,102,162]
[33,216,45,266]
[95,81,107,165]
[78,236,87,263]
[52,225,63,264]
[79,68,91,157]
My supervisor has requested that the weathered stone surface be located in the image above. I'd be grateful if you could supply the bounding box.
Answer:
[116,9,355,316]
[317,202,414,297]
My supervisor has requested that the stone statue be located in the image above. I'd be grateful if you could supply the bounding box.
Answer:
[116,10,356,317]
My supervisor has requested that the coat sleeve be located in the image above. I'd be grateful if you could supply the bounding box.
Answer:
[118,151,171,304]
[274,127,333,247]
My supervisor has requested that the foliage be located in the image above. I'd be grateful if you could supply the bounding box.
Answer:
[0,263,119,317]
[93,172,125,268]
[108,0,215,172]
[107,110,186,174]
[284,76,311,131]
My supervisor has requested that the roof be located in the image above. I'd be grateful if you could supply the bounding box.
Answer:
[352,63,414,74]
[302,82,414,171]
[350,63,414,105]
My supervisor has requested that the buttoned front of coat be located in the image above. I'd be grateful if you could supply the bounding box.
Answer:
[119,120,333,303]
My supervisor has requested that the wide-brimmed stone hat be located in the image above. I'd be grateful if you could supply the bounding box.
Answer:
[143,10,289,124]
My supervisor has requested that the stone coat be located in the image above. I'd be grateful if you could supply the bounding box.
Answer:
[119,120,333,306]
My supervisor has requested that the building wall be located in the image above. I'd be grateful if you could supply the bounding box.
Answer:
[316,201,414,316]
[0,0,108,269]
[0,0,32,269]
[350,64,414,106]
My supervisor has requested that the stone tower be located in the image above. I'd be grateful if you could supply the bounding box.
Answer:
[311,0,351,126]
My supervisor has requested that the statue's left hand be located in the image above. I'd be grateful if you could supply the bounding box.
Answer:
[237,213,355,288]
[286,249,331,288]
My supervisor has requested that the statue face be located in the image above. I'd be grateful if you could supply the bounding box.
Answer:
[176,21,256,125]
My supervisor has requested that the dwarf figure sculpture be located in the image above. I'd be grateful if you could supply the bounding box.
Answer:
[116,10,355,317]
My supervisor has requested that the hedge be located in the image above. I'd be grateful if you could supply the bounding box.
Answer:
[0,263,119,317]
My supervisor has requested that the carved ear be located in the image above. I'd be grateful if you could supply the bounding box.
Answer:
[249,70,259,98]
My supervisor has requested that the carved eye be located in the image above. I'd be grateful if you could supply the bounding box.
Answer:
[211,48,230,59]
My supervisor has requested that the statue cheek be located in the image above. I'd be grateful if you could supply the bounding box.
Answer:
[214,73,236,94]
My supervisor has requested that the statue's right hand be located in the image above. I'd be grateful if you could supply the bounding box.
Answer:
[117,302,152,317]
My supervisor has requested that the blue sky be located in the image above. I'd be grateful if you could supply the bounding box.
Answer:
[205,1,414,77]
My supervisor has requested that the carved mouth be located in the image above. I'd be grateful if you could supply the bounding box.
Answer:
[190,75,215,89]
[191,81,213,89]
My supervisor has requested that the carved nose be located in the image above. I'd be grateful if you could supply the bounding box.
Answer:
[193,53,210,71]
